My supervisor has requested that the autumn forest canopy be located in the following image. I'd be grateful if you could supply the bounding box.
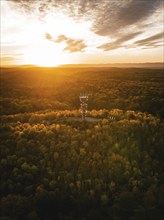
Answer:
[1,67,164,117]
[0,67,164,220]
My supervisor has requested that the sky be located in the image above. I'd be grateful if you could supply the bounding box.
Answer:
[1,0,164,66]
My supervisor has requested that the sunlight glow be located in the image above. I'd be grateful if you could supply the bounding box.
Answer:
[23,41,67,67]
[44,12,92,39]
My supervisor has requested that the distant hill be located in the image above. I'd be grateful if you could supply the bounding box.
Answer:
[59,62,163,69]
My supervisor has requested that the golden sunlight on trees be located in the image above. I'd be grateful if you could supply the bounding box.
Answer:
[0,67,164,220]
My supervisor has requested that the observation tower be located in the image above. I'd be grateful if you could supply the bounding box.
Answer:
[79,93,88,120]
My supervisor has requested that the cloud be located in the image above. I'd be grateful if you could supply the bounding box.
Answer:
[134,32,163,48]
[45,33,87,53]
[98,31,164,51]
[8,0,36,13]
[93,0,162,36]
[63,39,87,53]
[54,35,68,43]
[5,0,164,54]
[9,0,163,37]
[118,0,161,27]
[1,53,23,65]
[45,33,53,41]
[97,32,142,51]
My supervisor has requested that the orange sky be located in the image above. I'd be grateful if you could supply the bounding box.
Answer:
[1,0,164,66]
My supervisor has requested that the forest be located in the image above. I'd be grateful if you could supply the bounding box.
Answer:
[0,67,164,220]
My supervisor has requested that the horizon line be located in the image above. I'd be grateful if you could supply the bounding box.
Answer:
[1,62,163,69]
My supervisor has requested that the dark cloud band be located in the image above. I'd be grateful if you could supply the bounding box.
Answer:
[134,32,164,48]
[97,31,142,51]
